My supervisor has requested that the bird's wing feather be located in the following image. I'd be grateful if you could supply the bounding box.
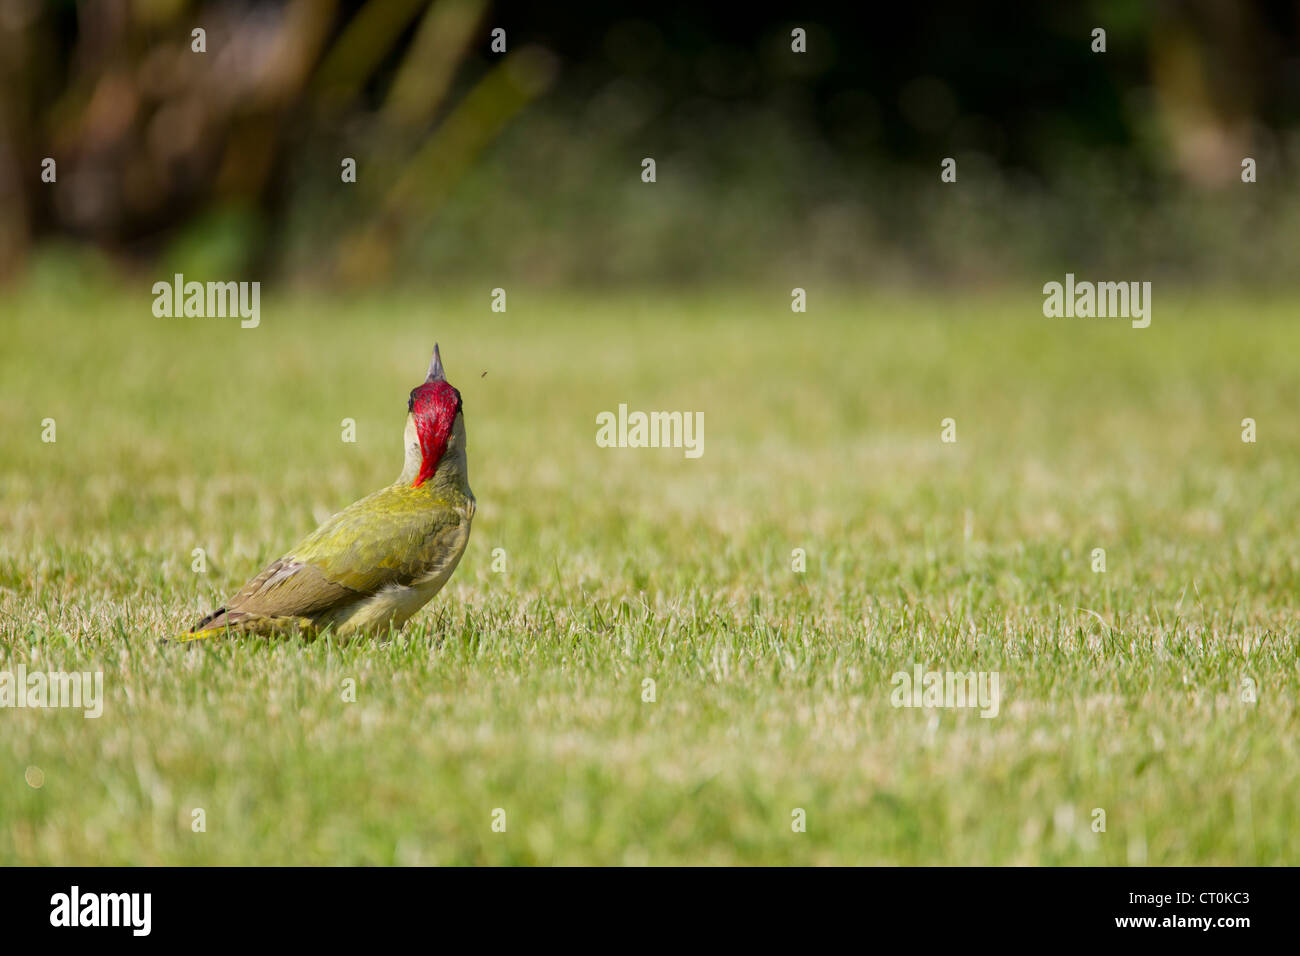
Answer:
[217,557,361,618]
[189,485,469,633]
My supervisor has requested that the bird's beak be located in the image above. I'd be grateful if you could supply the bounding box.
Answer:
[426,344,445,383]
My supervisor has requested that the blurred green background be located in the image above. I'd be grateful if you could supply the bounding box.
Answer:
[1,0,1298,288]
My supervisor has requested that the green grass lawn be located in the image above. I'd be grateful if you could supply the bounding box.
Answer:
[1,276,1297,864]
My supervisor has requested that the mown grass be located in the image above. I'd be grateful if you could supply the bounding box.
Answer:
[1,275,1297,864]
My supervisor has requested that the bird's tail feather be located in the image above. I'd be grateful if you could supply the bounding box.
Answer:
[174,609,316,642]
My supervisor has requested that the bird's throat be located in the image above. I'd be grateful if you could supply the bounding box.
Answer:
[413,417,449,488]
[400,412,467,491]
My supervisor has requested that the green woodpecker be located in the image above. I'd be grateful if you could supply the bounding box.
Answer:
[182,345,474,640]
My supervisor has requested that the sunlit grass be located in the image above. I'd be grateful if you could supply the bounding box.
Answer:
[1,276,1297,863]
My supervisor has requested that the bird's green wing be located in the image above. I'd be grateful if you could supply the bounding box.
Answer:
[183,555,361,636]
[183,484,469,638]
[289,484,470,591]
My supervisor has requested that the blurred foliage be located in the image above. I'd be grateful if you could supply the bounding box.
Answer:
[1,0,1298,287]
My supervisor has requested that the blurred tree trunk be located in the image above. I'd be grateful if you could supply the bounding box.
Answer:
[0,0,544,285]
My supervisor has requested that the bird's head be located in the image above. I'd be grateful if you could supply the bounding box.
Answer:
[406,344,463,488]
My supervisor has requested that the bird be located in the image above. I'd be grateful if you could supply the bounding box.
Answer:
[180,344,475,641]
